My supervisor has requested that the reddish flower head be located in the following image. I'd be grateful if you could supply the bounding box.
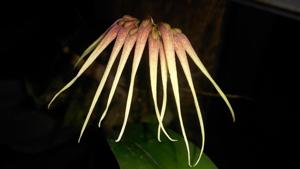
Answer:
[49,15,235,167]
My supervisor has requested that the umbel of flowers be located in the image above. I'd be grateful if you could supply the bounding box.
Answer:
[48,15,235,167]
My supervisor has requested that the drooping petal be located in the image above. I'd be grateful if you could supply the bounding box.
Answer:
[148,29,176,142]
[115,19,152,142]
[74,34,103,68]
[159,23,192,166]
[173,29,205,167]
[178,33,235,122]
[157,41,169,140]
[78,21,137,142]
[74,21,121,67]
[99,28,138,127]
[48,22,122,109]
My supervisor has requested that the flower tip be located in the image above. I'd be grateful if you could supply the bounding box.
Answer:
[47,103,51,109]
[115,138,121,143]
[48,97,57,109]
[78,131,84,143]
[149,16,155,25]
[232,114,236,122]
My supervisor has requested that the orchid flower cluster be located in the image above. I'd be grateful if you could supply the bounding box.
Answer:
[48,15,235,167]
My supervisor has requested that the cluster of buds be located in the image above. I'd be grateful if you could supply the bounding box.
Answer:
[48,15,235,167]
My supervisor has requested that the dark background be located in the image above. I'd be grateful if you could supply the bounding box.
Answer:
[207,1,299,169]
[1,0,299,169]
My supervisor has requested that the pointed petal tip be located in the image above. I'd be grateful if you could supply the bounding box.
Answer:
[47,102,52,109]
[232,112,236,122]
[48,95,58,109]
[176,30,236,125]
[98,120,103,128]
[78,132,83,143]
[229,106,236,122]
[115,137,121,142]
[150,17,154,25]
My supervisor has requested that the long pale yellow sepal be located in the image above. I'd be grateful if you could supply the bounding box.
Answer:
[48,23,121,109]
[74,19,125,67]
[174,31,205,167]
[99,28,138,127]
[75,34,103,68]
[78,23,136,142]
[157,41,170,140]
[179,33,235,122]
[159,23,192,167]
[148,29,176,142]
[115,19,152,142]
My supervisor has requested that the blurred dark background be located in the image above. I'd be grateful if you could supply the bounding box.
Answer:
[0,0,299,169]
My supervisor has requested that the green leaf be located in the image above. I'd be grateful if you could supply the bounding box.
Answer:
[108,124,218,169]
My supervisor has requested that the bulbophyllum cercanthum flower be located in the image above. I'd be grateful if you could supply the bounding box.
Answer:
[48,15,235,167]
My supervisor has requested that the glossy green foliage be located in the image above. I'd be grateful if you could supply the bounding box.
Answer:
[108,124,218,169]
